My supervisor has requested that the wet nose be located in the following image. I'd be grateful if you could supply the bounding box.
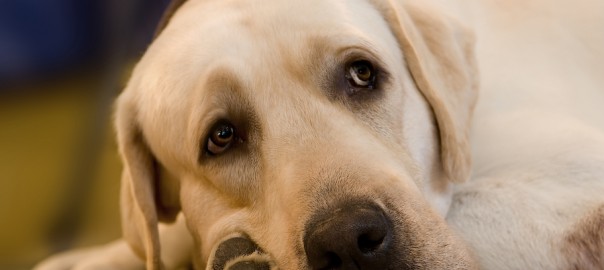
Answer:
[304,204,393,270]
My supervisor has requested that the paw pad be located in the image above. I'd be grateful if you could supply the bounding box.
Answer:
[210,236,276,270]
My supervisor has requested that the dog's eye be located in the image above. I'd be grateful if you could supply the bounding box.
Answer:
[346,60,376,88]
[207,122,237,155]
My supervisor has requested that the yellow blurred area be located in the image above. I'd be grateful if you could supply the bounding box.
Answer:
[0,75,123,269]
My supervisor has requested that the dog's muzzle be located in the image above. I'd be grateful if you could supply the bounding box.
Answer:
[208,203,394,270]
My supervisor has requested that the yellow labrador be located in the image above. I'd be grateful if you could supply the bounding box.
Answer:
[36,0,604,269]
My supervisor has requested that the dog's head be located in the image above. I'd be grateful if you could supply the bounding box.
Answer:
[115,0,478,269]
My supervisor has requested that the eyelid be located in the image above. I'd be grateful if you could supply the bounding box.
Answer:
[339,49,390,82]
[336,45,384,65]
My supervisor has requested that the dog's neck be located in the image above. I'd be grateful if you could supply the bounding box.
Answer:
[401,72,454,217]
[422,160,454,217]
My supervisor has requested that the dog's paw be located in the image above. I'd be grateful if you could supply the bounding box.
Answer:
[33,241,144,270]
[209,236,277,270]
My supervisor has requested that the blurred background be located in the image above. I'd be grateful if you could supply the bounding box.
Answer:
[0,0,171,268]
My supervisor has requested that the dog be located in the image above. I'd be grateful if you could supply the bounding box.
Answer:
[35,0,604,269]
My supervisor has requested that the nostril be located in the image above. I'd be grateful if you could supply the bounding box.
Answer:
[358,230,386,254]
[310,251,342,270]
[318,252,342,270]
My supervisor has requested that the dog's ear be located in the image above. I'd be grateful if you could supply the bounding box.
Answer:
[115,94,181,269]
[373,0,479,183]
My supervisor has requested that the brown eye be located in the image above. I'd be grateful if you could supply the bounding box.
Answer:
[347,60,376,88]
[207,122,236,155]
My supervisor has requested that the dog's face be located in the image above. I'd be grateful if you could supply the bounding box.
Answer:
[116,0,478,269]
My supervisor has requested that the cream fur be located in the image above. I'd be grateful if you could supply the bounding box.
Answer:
[440,0,604,269]
[35,0,604,269]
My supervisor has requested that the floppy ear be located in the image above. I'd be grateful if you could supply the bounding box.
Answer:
[373,0,479,183]
[115,95,181,270]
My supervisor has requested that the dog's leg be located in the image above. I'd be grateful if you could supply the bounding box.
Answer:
[33,240,144,270]
[35,214,192,270]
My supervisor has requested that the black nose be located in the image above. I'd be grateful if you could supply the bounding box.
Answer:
[304,204,393,270]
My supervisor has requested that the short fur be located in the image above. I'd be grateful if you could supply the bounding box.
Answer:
[35,0,604,269]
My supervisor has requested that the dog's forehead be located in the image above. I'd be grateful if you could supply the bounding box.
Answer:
[147,0,397,76]
[139,0,402,110]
